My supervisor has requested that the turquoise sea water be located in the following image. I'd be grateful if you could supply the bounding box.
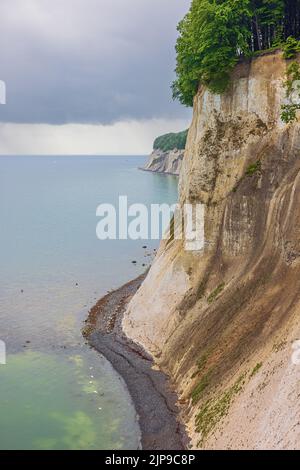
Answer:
[0,156,178,450]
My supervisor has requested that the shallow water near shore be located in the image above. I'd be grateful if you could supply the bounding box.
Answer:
[0,155,178,450]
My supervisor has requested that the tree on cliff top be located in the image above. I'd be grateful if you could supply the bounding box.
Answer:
[173,0,300,106]
[172,0,253,105]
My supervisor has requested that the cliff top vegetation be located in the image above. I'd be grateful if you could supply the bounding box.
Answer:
[173,0,300,106]
[153,130,188,152]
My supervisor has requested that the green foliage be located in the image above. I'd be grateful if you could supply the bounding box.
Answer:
[195,374,246,445]
[281,104,300,123]
[253,0,284,27]
[207,283,225,304]
[287,62,300,91]
[196,354,209,373]
[172,0,253,106]
[250,362,263,377]
[153,129,188,152]
[191,370,213,404]
[272,25,284,48]
[284,61,300,93]
[172,0,300,107]
[251,1,284,50]
[191,353,210,379]
[281,61,300,123]
[245,160,261,176]
[282,36,300,59]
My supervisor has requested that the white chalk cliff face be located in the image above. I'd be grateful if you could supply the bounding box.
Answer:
[123,51,300,449]
[143,148,184,176]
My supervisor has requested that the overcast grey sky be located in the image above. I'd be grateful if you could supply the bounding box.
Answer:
[0,0,192,154]
[0,0,191,123]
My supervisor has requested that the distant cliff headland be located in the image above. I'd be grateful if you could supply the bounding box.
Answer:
[142,130,188,176]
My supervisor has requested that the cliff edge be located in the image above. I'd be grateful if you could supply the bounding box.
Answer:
[123,51,300,449]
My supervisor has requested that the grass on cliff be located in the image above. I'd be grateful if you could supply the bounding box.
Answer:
[246,160,261,177]
[232,159,262,194]
[194,362,265,446]
[207,283,225,304]
[195,373,246,446]
[250,362,263,378]
[191,369,213,405]
[191,353,210,379]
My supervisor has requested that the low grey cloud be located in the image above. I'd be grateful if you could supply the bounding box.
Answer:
[0,0,191,125]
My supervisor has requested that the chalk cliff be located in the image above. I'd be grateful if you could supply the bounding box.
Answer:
[123,51,300,449]
[143,148,184,176]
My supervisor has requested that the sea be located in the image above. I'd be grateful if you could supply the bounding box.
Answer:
[0,155,178,450]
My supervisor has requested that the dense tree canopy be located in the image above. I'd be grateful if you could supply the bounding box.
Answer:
[173,0,300,106]
[153,130,188,152]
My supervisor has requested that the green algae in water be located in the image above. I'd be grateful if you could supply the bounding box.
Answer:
[0,351,140,450]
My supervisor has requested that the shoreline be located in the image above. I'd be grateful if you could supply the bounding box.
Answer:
[83,272,188,450]
[138,167,179,177]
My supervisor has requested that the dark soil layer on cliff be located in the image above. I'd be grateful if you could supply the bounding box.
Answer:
[83,273,188,450]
